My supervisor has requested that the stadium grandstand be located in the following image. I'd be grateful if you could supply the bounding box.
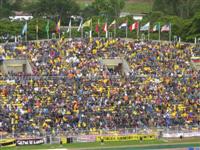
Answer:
[0,38,199,147]
[1,0,200,149]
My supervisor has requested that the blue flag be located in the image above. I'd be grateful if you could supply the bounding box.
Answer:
[22,22,28,35]
[140,22,150,31]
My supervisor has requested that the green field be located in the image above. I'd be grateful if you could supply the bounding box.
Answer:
[1,138,200,150]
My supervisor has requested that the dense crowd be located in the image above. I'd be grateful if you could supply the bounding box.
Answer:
[0,38,199,135]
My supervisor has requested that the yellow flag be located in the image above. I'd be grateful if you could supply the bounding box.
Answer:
[83,19,92,27]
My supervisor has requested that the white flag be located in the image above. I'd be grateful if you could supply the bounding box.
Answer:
[67,20,71,33]
[140,22,150,31]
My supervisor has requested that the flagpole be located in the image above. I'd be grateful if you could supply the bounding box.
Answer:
[80,18,83,39]
[158,22,161,42]
[169,23,172,42]
[126,22,128,39]
[36,31,38,41]
[114,21,116,38]
[25,21,27,42]
[148,23,150,41]
[137,21,140,40]
[69,19,72,39]
[90,19,92,38]
[46,19,49,39]
[98,26,100,38]
[70,27,72,39]
[106,23,108,39]
[81,27,83,38]
[98,19,100,38]
[25,30,27,42]
[36,19,38,40]
[47,31,49,39]
[179,37,181,43]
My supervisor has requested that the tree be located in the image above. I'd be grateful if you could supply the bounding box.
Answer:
[0,0,12,18]
[83,0,125,19]
[108,0,125,18]
[153,0,178,16]
[181,11,200,41]
[11,0,24,11]
[28,0,80,18]
[153,0,200,18]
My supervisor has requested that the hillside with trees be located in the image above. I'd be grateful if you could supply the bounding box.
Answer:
[0,0,200,42]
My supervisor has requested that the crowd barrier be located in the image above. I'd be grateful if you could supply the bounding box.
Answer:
[0,126,200,147]
[96,134,156,142]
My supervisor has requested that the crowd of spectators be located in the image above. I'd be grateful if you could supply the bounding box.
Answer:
[0,38,199,135]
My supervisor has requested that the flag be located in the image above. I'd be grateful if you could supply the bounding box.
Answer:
[119,22,127,29]
[83,19,92,27]
[109,20,116,28]
[56,17,61,33]
[140,22,150,31]
[95,20,99,33]
[77,19,83,32]
[129,22,139,32]
[103,23,107,32]
[152,23,160,32]
[46,20,49,33]
[161,24,171,32]
[109,20,117,37]
[22,22,27,35]
[67,19,71,33]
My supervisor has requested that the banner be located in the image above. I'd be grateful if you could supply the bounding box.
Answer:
[96,134,156,142]
[16,137,44,146]
[0,139,16,147]
[191,56,200,71]
[163,131,200,138]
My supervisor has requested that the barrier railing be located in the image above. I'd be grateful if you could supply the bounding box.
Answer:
[0,126,199,146]
[1,126,200,140]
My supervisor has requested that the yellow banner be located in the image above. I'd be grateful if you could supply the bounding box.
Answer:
[96,134,156,142]
[0,139,16,147]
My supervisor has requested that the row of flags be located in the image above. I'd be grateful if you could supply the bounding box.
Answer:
[68,19,171,33]
[118,22,171,32]
[21,18,171,40]
[152,23,171,32]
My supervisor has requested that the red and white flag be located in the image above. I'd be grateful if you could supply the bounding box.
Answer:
[129,22,139,32]
[103,23,107,32]
[161,24,171,32]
